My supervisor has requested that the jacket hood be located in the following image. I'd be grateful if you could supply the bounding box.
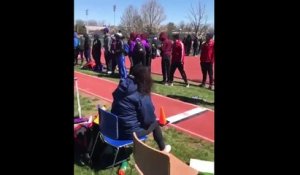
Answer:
[113,76,137,98]
[159,32,168,41]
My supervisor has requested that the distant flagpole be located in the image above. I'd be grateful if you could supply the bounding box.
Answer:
[113,5,116,26]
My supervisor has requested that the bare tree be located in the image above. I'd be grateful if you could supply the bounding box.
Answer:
[120,5,143,36]
[166,22,177,33]
[184,23,193,33]
[187,0,207,35]
[157,24,167,34]
[132,15,144,33]
[198,24,210,37]
[75,19,86,34]
[75,19,85,26]
[178,21,185,31]
[141,0,166,34]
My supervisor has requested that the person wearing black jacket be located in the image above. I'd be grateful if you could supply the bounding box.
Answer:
[113,33,127,79]
[193,35,199,56]
[92,34,102,72]
[83,33,91,63]
[185,34,192,56]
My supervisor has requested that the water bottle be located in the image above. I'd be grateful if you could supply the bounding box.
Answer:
[118,161,128,175]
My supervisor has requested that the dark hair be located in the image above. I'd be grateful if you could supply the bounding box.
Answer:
[84,33,89,38]
[103,27,109,33]
[94,34,99,39]
[159,32,168,41]
[173,34,179,40]
[130,32,137,40]
[206,33,214,39]
[131,65,153,95]
[141,33,148,40]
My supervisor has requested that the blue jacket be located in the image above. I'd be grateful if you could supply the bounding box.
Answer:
[111,76,156,139]
[74,32,79,49]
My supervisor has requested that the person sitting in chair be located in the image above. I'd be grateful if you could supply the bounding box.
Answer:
[111,64,171,152]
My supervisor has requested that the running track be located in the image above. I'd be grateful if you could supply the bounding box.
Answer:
[96,51,214,84]
[75,71,214,142]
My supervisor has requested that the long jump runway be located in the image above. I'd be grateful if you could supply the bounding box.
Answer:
[75,71,214,142]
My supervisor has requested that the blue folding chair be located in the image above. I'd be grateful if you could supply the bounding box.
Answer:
[90,106,147,174]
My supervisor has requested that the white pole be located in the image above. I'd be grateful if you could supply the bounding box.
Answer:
[74,77,82,118]
[113,5,116,26]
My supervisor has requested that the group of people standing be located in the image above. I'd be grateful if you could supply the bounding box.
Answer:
[74,32,102,72]
[158,32,214,89]
[183,34,203,57]
[74,28,214,89]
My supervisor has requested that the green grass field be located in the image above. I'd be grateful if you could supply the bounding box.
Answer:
[74,94,214,175]
[74,65,214,174]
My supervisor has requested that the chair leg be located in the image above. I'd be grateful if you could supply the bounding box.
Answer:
[110,148,120,175]
[89,131,100,163]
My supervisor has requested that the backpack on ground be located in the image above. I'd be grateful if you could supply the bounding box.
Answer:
[81,60,96,70]
[74,124,92,165]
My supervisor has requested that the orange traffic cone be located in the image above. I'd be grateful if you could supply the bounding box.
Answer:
[159,106,167,126]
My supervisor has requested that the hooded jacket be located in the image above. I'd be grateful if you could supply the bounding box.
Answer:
[159,32,172,57]
[172,39,185,63]
[200,39,214,63]
[83,34,91,50]
[111,76,157,139]
[92,35,101,56]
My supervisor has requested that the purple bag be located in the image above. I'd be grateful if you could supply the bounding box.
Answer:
[74,117,88,124]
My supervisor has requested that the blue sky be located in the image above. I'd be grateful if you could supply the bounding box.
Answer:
[74,0,214,26]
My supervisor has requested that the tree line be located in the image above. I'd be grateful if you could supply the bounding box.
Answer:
[75,0,213,38]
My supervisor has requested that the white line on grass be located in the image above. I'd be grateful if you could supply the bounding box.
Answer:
[167,107,207,124]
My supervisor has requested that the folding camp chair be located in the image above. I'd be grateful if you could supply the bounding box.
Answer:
[90,106,147,175]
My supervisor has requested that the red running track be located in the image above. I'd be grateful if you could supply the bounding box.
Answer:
[97,50,214,84]
[75,71,214,142]
[149,56,214,84]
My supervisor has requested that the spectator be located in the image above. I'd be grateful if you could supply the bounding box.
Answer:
[200,33,214,90]
[111,65,171,152]
[169,34,189,87]
[103,28,113,74]
[78,34,85,65]
[193,35,199,56]
[158,32,172,85]
[74,32,80,65]
[83,33,91,63]
[92,34,102,72]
